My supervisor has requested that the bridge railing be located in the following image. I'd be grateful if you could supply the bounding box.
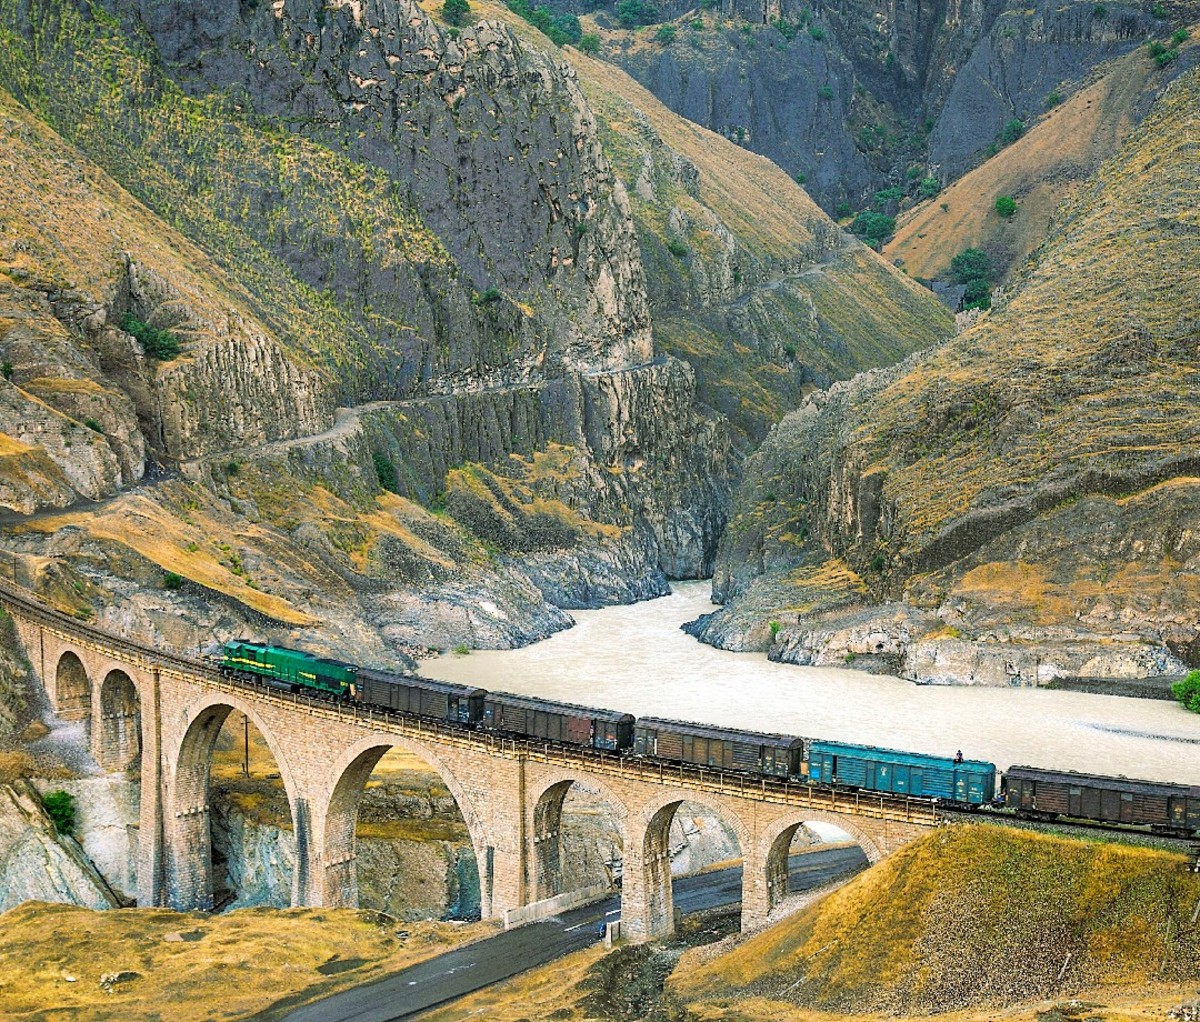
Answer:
[0,578,937,826]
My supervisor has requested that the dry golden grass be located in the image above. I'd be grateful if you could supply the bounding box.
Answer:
[884,39,1177,282]
[0,901,491,1021]
[672,826,1200,1015]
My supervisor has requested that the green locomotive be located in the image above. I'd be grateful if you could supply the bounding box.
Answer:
[219,640,358,699]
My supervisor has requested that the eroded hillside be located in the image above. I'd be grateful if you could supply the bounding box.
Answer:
[696,66,1200,685]
[0,0,947,660]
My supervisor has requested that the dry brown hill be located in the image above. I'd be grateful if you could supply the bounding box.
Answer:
[671,826,1200,1016]
[885,31,1200,285]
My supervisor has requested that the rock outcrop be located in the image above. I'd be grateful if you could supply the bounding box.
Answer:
[0,781,119,912]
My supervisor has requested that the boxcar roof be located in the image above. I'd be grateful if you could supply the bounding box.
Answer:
[485,690,634,723]
[635,716,804,750]
[809,738,995,771]
[358,667,485,698]
[1006,765,1200,797]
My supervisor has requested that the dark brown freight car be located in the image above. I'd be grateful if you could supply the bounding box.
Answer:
[1004,765,1200,834]
[482,692,634,751]
[355,669,485,726]
[632,717,804,777]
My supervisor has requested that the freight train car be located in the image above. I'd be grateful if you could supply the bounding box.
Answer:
[219,640,357,698]
[482,692,634,751]
[633,717,804,778]
[808,740,996,805]
[355,669,485,726]
[1003,766,1200,834]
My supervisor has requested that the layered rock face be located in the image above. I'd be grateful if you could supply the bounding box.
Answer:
[580,0,1200,213]
[699,68,1200,685]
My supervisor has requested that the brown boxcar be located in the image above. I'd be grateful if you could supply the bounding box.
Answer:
[632,717,804,778]
[1004,765,1200,834]
[482,692,634,751]
[355,669,485,726]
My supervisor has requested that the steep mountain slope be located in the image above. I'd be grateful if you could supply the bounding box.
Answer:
[695,66,1200,683]
[570,47,952,446]
[886,32,1200,285]
[576,0,1200,214]
[0,0,945,660]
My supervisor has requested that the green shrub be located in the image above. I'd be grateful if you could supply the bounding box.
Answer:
[962,276,992,310]
[507,0,582,43]
[655,24,676,43]
[1173,670,1200,713]
[452,643,471,656]
[1,361,12,381]
[578,31,601,53]
[1150,1,1167,16]
[615,0,657,27]
[373,451,399,493]
[473,286,502,305]
[772,17,797,40]
[950,248,993,285]
[83,418,104,433]
[1045,89,1063,108]
[918,176,940,199]
[995,194,1018,218]
[849,210,896,246]
[769,621,781,639]
[162,571,184,590]
[834,200,852,219]
[666,237,688,258]
[794,171,806,184]
[818,84,834,100]
[42,790,76,835]
[1171,27,1190,44]
[442,0,470,25]
[808,24,825,40]
[869,551,886,572]
[997,117,1025,146]
[225,460,240,476]
[1091,3,1106,17]
[120,312,180,361]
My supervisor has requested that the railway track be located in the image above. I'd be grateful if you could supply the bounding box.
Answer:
[938,805,1197,855]
[0,577,939,826]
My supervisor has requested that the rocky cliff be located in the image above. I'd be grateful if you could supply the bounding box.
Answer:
[697,66,1200,685]
[574,0,1200,215]
[0,0,943,660]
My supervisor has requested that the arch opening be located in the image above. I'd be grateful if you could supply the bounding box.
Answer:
[762,819,870,920]
[638,798,745,941]
[98,669,141,772]
[324,743,484,921]
[170,704,297,912]
[532,779,624,904]
[54,651,90,721]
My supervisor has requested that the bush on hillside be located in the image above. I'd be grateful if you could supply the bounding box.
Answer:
[120,312,180,361]
[441,0,470,25]
[41,789,76,835]
[1173,670,1200,712]
[850,211,896,247]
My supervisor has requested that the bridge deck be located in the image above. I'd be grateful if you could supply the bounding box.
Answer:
[0,579,938,826]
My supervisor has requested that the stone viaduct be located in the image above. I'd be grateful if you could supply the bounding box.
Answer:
[0,583,936,940]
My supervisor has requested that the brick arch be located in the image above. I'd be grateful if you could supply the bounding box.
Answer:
[98,668,141,772]
[318,733,491,914]
[755,812,880,922]
[165,693,302,911]
[54,649,91,720]
[628,790,752,940]
[529,771,629,901]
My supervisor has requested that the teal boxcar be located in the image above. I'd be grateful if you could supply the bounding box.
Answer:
[807,740,996,805]
[220,640,357,699]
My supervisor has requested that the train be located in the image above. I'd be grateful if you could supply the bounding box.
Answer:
[217,639,1200,836]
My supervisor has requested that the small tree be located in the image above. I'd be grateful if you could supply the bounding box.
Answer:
[1173,670,1200,713]
[998,117,1025,146]
[442,0,470,25]
[849,210,896,247]
[42,789,76,835]
[578,32,600,53]
[995,194,1018,218]
[950,248,992,285]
